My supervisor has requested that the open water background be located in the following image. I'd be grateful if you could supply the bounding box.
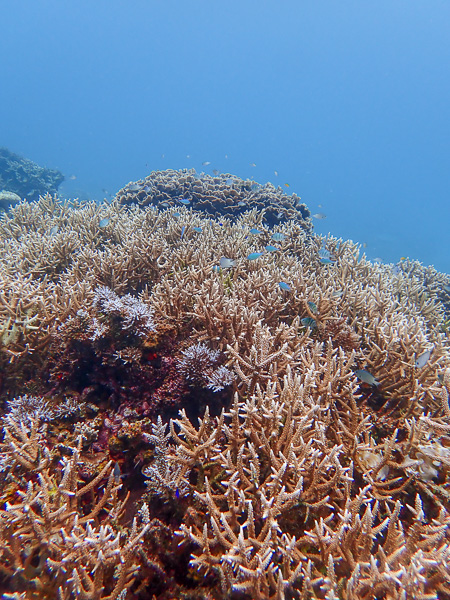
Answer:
[1,0,449,273]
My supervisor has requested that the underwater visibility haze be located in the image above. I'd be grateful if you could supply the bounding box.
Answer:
[1,2,450,600]
[0,0,450,271]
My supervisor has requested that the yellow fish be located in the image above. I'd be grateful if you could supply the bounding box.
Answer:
[284,183,290,188]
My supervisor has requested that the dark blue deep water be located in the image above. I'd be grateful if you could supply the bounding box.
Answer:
[1,1,449,272]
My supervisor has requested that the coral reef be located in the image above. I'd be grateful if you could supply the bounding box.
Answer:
[116,168,312,229]
[0,191,21,211]
[0,408,149,599]
[0,147,64,204]
[0,177,450,599]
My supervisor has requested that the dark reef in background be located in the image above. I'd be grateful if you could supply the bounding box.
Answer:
[0,147,64,202]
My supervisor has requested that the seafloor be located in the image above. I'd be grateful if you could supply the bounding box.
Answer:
[0,170,450,600]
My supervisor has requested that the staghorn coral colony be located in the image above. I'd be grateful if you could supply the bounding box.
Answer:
[0,169,449,599]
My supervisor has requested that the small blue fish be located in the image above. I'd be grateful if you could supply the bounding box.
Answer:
[415,349,432,368]
[301,317,316,328]
[265,245,278,252]
[307,301,318,314]
[127,184,141,192]
[173,211,181,217]
[193,226,202,233]
[113,462,121,484]
[249,228,262,234]
[99,218,110,228]
[247,252,263,260]
[320,258,335,265]
[271,232,286,242]
[179,198,191,205]
[250,183,260,191]
[237,201,246,207]
[318,248,332,259]
[181,226,186,239]
[202,161,211,166]
[312,213,327,220]
[355,370,379,386]
[279,281,291,292]
[49,226,58,235]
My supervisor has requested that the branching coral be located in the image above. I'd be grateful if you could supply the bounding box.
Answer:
[178,342,235,392]
[1,176,450,598]
[0,411,149,599]
[143,366,450,599]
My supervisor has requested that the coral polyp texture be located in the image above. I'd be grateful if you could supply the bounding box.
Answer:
[116,168,312,229]
[0,175,450,599]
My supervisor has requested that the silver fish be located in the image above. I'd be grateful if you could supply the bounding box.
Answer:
[415,349,432,368]
[220,257,235,269]
[312,213,326,220]
[355,370,379,386]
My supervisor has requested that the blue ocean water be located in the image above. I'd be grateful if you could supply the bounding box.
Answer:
[1,0,449,273]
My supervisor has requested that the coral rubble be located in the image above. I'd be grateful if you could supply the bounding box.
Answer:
[0,174,450,599]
